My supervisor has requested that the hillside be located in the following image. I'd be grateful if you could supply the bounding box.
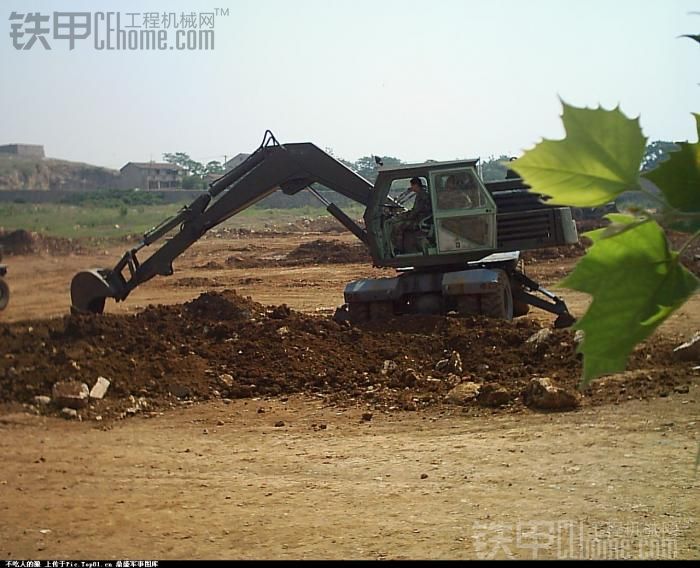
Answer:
[0,155,120,190]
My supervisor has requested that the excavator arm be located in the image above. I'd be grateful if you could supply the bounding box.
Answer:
[71,132,374,313]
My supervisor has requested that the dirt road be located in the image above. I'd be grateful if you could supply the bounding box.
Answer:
[0,393,698,560]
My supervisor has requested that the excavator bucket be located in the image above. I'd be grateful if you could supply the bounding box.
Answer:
[70,269,118,314]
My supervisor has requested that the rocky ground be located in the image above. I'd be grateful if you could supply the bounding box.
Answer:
[1,290,696,424]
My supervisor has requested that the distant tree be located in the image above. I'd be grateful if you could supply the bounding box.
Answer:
[163,153,223,189]
[163,152,204,176]
[352,155,403,182]
[204,160,224,176]
[338,157,357,171]
[480,154,512,182]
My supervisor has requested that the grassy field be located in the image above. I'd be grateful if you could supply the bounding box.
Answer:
[0,202,365,239]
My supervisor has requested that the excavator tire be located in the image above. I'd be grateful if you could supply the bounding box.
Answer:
[455,294,480,316]
[0,277,9,311]
[347,302,370,324]
[480,270,513,320]
[368,301,393,322]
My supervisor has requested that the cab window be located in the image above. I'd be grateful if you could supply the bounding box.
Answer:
[435,170,485,211]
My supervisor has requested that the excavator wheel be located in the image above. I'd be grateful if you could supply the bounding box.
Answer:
[0,277,9,311]
[480,270,513,320]
[368,301,393,322]
[347,302,370,324]
[455,294,480,316]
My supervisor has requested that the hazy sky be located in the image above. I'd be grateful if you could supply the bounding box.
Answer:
[1,0,698,169]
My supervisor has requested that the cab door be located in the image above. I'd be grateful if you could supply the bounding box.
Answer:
[429,168,497,254]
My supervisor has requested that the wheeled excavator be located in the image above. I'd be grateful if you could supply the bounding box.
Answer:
[71,131,579,326]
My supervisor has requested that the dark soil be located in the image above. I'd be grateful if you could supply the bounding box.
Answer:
[0,229,86,256]
[223,239,372,268]
[0,290,692,422]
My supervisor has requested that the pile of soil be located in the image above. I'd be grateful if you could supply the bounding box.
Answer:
[286,216,361,234]
[222,239,372,268]
[204,216,365,240]
[286,239,371,264]
[0,229,86,256]
[0,290,692,421]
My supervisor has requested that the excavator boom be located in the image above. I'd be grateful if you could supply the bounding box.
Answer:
[71,133,373,313]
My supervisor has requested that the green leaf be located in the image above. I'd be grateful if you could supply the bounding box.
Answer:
[643,113,700,217]
[589,212,651,240]
[561,216,699,384]
[510,102,646,207]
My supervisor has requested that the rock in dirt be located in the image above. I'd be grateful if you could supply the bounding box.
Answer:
[673,333,700,362]
[52,381,89,409]
[381,360,398,376]
[525,377,581,411]
[361,412,373,422]
[218,374,234,387]
[60,407,78,419]
[397,369,420,387]
[445,382,481,405]
[526,328,554,350]
[274,420,285,427]
[169,384,190,398]
[89,376,110,400]
[33,396,51,406]
[435,351,462,374]
[477,383,512,407]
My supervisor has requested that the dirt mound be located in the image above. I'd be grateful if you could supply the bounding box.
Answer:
[0,229,86,256]
[222,239,372,268]
[286,216,360,233]
[0,290,692,422]
[0,229,34,255]
[286,239,371,264]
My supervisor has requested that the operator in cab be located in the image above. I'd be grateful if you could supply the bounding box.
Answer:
[391,176,433,254]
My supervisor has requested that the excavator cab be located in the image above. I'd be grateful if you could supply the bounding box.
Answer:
[368,160,499,265]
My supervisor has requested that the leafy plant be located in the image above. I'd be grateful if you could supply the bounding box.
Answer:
[510,104,699,385]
